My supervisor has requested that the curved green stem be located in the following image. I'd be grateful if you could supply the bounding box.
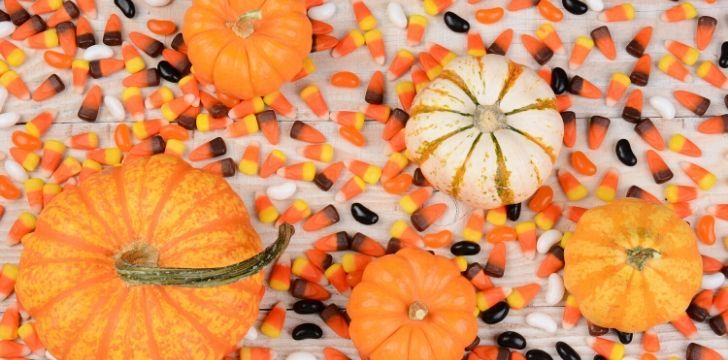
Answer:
[116,224,294,288]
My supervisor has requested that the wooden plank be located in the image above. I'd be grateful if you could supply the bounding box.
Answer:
[0,0,727,358]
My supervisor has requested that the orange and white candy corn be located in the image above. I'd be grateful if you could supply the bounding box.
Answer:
[387,49,415,80]
[658,54,692,82]
[598,3,635,22]
[352,0,376,31]
[568,36,594,70]
[661,2,697,22]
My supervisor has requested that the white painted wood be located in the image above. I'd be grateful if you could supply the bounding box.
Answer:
[0,0,727,358]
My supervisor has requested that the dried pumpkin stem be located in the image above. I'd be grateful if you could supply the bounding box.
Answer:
[115,224,294,288]
[228,9,262,38]
[408,301,429,321]
[625,246,660,271]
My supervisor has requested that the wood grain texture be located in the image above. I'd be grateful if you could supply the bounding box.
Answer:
[0,0,727,359]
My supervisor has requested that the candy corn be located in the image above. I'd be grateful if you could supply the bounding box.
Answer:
[0,264,18,300]
[664,184,697,203]
[8,212,35,245]
[291,278,330,300]
[696,61,728,89]
[605,72,630,106]
[562,294,581,329]
[586,337,624,360]
[521,34,553,65]
[290,120,326,143]
[535,202,562,230]
[626,26,653,58]
[466,30,486,57]
[680,161,716,190]
[260,302,286,338]
[595,168,619,202]
[0,71,29,100]
[506,282,540,309]
[696,16,717,51]
[535,23,564,54]
[587,116,610,149]
[363,29,385,65]
[331,30,365,58]
[387,49,415,80]
[276,199,311,226]
[320,304,350,339]
[599,3,634,22]
[698,115,728,134]
[646,149,673,184]
[661,3,697,22]
[591,26,616,60]
[658,54,692,82]
[665,40,699,66]
[668,134,702,157]
[254,192,278,224]
[314,161,345,191]
[629,55,651,87]
[569,76,602,99]
[477,287,512,311]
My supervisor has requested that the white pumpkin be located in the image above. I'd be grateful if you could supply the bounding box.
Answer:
[404,54,563,209]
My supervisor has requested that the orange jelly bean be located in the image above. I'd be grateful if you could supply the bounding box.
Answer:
[146,19,177,36]
[424,229,453,248]
[43,50,73,69]
[528,185,553,212]
[486,225,518,243]
[11,131,42,151]
[0,175,21,200]
[696,215,716,245]
[569,151,597,176]
[475,7,504,24]
[159,124,189,141]
[114,123,133,152]
[382,172,413,194]
[330,71,361,88]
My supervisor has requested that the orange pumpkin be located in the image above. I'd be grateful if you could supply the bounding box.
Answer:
[347,248,477,360]
[15,155,292,360]
[183,0,312,100]
[564,198,702,332]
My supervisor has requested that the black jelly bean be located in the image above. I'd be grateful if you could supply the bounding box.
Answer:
[413,168,430,186]
[291,323,323,340]
[158,61,182,83]
[720,42,728,69]
[496,331,526,349]
[506,202,521,221]
[114,0,135,18]
[351,203,378,225]
[293,300,325,314]
[550,67,569,95]
[526,349,553,360]
[588,322,609,336]
[480,301,509,324]
[615,139,637,166]
[443,11,469,33]
[615,330,633,344]
[594,356,607,360]
[450,240,480,256]
[555,341,581,360]
[722,265,728,278]
[562,0,588,15]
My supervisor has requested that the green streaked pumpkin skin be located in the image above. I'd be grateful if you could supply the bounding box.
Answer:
[404,54,563,209]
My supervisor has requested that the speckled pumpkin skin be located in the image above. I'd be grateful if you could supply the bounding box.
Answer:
[564,198,702,333]
[16,155,263,360]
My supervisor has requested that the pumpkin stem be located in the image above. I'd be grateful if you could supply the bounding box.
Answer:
[115,224,294,288]
[473,104,507,133]
[408,301,429,321]
[229,9,262,38]
[626,246,660,271]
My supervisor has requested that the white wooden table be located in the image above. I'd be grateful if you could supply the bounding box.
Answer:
[0,0,727,358]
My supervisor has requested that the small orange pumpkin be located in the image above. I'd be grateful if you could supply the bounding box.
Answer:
[564,198,702,332]
[183,0,312,100]
[347,248,477,360]
[15,155,292,360]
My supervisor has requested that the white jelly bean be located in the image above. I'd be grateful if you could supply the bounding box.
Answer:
[537,229,562,254]
[4,159,27,182]
[702,272,725,290]
[308,2,336,21]
[267,181,297,200]
[584,0,604,11]
[244,326,258,340]
[104,95,126,121]
[526,312,558,333]
[0,22,15,38]
[387,2,408,29]
[83,44,114,61]
[545,273,565,305]
[145,0,173,6]
[286,352,317,360]
[649,96,676,120]
[0,112,20,129]
[0,87,9,112]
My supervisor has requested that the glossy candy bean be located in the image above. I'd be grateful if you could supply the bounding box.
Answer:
[616,139,637,166]
[720,42,728,68]
[451,240,480,256]
[293,300,324,314]
[158,61,181,82]
[114,0,135,18]
[555,341,580,360]
[526,350,553,360]
[82,44,113,61]
[444,11,469,33]
[702,272,725,289]
[308,3,335,21]
[614,330,632,344]
[649,96,676,119]
[291,323,323,340]
[550,67,568,94]
[266,182,297,201]
[526,312,558,333]
[506,203,521,221]
[562,0,587,15]
[545,273,565,305]
[144,0,172,6]
[537,229,562,254]
[480,301,509,324]
[351,202,378,225]
[147,19,176,36]
[386,2,407,29]
[497,331,526,349]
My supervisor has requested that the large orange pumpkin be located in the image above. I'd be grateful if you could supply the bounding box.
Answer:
[347,248,477,360]
[564,198,702,332]
[183,0,312,100]
[15,155,292,360]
